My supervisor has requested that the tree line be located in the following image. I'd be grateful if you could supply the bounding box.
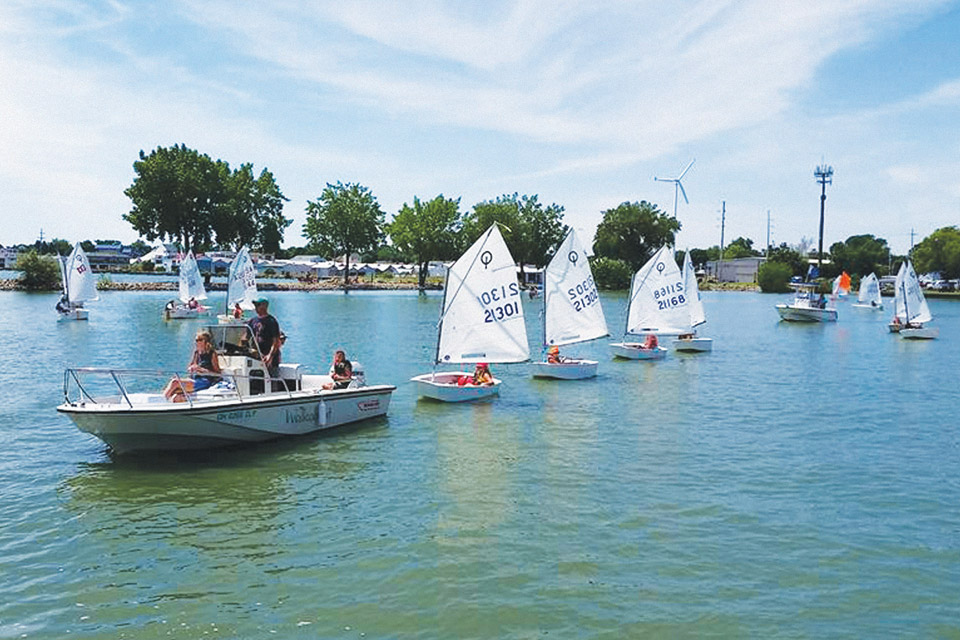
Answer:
[81,143,960,290]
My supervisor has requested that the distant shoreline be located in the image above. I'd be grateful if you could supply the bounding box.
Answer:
[0,279,441,292]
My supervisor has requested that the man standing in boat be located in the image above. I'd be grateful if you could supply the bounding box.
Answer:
[247,297,282,376]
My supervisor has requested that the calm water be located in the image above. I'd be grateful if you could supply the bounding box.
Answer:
[1,290,958,638]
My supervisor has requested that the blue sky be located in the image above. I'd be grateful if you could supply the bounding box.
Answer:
[2,0,959,255]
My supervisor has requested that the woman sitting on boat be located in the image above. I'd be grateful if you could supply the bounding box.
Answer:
[322,349,353,390]
[642,334,658,350]
[163,330,222,401]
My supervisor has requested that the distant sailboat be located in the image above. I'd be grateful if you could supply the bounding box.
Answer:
[56,243,98,322]
[889,260,937,339]
[672,251,713,352]
[852,272,883,310]
[164,251,210,319]
[531,229,608,379]
[832,271,851,298]
[218,246,258,324]
[411,224,529,401]
[609,246,679,360]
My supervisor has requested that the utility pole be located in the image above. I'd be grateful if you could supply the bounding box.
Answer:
[766,209,771,257]
[814,164,833,274]
[718,201,726,282]
[910,228,916,250]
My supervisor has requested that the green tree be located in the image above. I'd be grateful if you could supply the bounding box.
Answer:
[593,201,680,270]
[124,144,227,252]
[303,182,385,286]
[387,195,462,289]
[911,226,960,279]
[766,243,806,277]
[723,237,759,259]
[688,247,719,267]
[35,238,73,256]
[590,256,633,290]
[461,194,566,276]
[16,251,61,290]
[829,234,890,277]
[216,164,291,254]
[757,261,793,293]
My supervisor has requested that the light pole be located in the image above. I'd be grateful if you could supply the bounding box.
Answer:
[814,164,833,274]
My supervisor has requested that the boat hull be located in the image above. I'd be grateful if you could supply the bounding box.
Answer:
[57,308,89,322]
[164,306,210,320]
[531,360,598,379]
[775,304,838,322]
[609,343,668,360]
[900,326,939,340]
[672,337,713,352]
[411,372,501,402]
[58,385,395,454]
[851,303,883,310]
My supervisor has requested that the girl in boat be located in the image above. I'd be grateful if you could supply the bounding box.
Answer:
[163,330,222,401]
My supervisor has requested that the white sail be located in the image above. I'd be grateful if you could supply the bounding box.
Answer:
[436,224,529,364]
[625,246,689,335]
[227,247,258,309]
[178,251,207,303]
[64,242,98,304]
[832,275,841,297]
[682,251,706,328]
[894,260,932,324]
[543,229,608,347]
[858,272,882,306]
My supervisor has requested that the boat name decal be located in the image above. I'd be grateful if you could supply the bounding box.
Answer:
[285,405,318,425]
[358,399,380,411]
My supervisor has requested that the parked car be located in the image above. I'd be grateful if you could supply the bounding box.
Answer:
[930,280,955,291]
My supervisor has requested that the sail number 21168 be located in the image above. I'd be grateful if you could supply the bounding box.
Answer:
[654,282,685,309]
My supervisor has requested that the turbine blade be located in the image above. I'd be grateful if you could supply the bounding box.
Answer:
[678,158,695,180]
[678,181,689,204]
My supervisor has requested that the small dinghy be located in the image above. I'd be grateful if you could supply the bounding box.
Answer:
[671,251,713,352]
[531,229,608,380]
[56,243,98,322]
[164,251,211,320]
[217,246,258,324]
[852,272,883,310]
[411,224,529,401]
[889,260,938,339]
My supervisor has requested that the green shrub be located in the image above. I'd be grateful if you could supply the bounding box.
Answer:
[590,256,632,290]
[16,251,61,290]
[757,261,792,293]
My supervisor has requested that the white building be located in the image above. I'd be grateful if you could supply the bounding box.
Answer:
[705,257,765,283]
[0,246,19,269]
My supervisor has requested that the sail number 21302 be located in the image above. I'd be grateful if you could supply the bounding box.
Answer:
[479,283,521,323]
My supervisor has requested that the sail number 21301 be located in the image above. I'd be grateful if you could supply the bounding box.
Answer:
[479,283,521,323]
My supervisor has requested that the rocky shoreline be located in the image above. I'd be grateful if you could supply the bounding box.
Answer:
[0,278,442,292]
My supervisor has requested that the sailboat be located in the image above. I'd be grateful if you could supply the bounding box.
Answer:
[55,243,98,322]
[609,245,679,360]
[163,251,210,320]
[530,229,608,379]
[217,246,258,324]
[889,260,937,339]
[852,272,883,310]
[832,271,851,298]
[672,251,713,352]
[411,224,529,401]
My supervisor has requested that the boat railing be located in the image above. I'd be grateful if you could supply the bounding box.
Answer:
[62,367,297,409]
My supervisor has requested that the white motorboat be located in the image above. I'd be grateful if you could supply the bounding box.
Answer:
[776,283,838,322]
[217,246,258,323]
[163,251,211,320]
[57,325,395,454]
[411,224,529,402]
[889,260,937,339]
[852,272,883,310]
[670,251,713,352]
[610,245,689,358]
[56,243,97,322]
[531,229,608,380]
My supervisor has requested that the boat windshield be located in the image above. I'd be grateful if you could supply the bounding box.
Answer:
[207,324,264,360]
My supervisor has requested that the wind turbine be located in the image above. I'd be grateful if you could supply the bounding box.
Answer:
[654,159,695,219]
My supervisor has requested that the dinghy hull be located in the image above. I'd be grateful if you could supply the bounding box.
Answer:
[531,360,598,379]
[672,337,713,352]
[609,343,668,360]
[411,372,501,402]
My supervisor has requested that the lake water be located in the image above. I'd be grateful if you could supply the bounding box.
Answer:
[1,290,958,638]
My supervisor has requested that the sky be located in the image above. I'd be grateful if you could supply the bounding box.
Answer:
[2,0,960,256]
